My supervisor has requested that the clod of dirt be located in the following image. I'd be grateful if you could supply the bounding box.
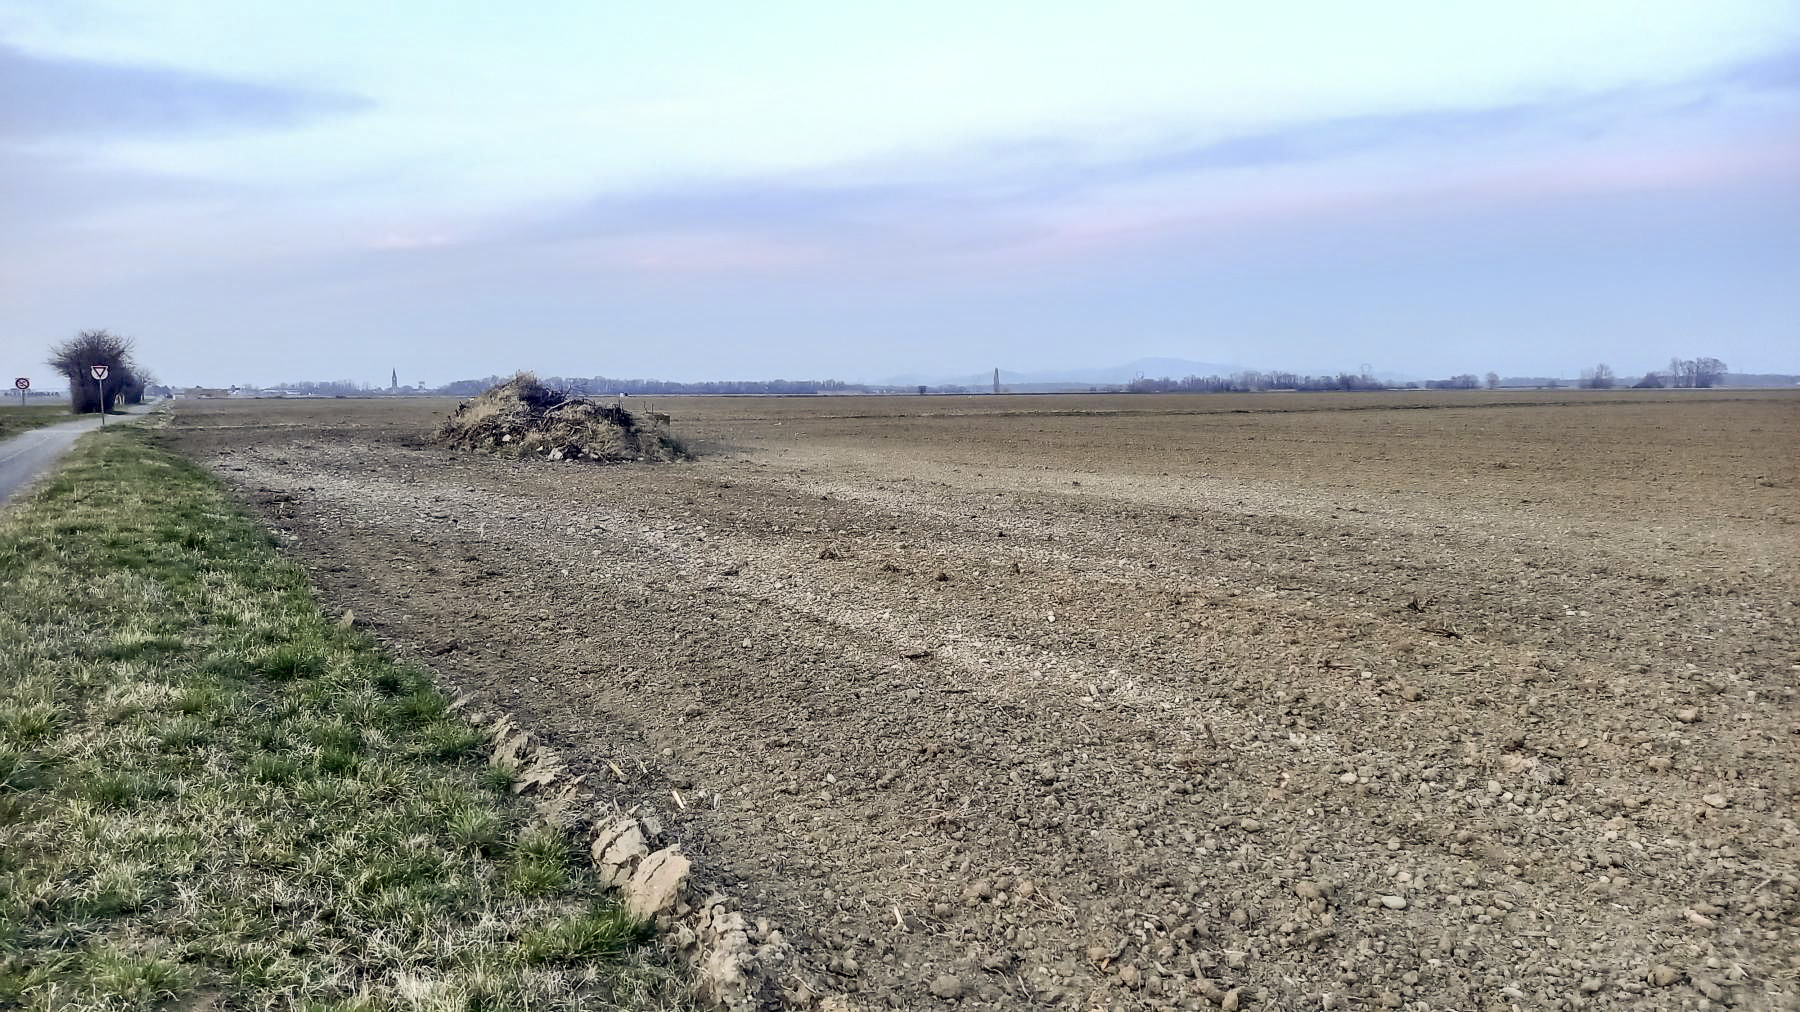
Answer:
[591,817,651,887]
[927,974,964,999]
[625,846,692,920]
[978,950,1017,973]
[690,897,792,1010]
[436,372,688,463]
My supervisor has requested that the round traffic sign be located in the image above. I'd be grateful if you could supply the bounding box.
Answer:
[12,377,26,390]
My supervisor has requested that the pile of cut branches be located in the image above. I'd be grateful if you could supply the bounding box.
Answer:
[437,374,688,463]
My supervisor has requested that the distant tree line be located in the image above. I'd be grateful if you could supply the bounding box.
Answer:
[438,375,864,397]
[1580,363,1616,389]
[1127,370,1388,393]
[272,351,1747,401]
[1583,356,1728,390]
[1125,355,1738,395]
[276,379,387,396]
[1662,357,1728,388]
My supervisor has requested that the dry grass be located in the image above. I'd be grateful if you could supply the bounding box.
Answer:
[0,428,686,1011]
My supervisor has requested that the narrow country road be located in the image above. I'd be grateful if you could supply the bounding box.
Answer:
[0,409,149,505]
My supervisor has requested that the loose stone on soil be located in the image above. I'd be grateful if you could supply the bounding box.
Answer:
[928,974,965,999]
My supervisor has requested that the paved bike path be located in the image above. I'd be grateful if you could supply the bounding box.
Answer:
[0,410,148,505]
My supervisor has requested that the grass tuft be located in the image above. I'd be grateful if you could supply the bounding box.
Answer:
[88,947,194,1000]
[479,764,517,795]
[80,770,170,810]
[0,745,49,793]
[155,716,211,752]
[0,701,62,744]
[447,805,505,854]
[421,720,487,760]
[253,644,326,681]
[517,904,649,966]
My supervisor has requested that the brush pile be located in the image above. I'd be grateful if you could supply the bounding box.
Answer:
[436,374,688,463]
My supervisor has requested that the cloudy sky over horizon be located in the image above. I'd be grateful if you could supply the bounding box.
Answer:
[2,1,1797,387]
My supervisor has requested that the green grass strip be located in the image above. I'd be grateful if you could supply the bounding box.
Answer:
[0,428,680,1011]
[0,406,71,441]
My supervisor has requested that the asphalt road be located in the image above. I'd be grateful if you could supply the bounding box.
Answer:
[0,410,146,505]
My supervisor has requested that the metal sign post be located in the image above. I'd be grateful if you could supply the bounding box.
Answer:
[91,364,109,424]
[12,377,25,407]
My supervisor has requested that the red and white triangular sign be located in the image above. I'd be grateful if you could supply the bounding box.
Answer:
[91,364,110,381]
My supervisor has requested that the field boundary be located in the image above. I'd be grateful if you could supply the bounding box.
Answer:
[0,427,700,1009]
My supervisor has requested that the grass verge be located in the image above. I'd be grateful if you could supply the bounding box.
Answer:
[0,427,681,1010]
[0,406,69,441]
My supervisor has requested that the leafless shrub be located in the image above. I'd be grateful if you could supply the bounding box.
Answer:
[47,329,142,414]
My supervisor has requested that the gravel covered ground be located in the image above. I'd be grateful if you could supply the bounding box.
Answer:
[163,390,1799,1011]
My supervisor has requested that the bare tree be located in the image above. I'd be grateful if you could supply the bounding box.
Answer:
[1484,371,1500,390]
[1580,363,1615,389]
[1666,356,1728,388]
[120,369,154,404]
[48,329,141,414]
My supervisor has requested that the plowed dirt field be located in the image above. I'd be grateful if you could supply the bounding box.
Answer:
[162,390,1799,1011]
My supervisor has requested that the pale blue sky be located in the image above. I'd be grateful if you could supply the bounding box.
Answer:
[2,1,1796,386]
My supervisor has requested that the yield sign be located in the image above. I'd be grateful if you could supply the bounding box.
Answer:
[91,364,110,381]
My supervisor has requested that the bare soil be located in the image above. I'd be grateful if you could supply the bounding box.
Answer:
[161,390,1800,1011]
